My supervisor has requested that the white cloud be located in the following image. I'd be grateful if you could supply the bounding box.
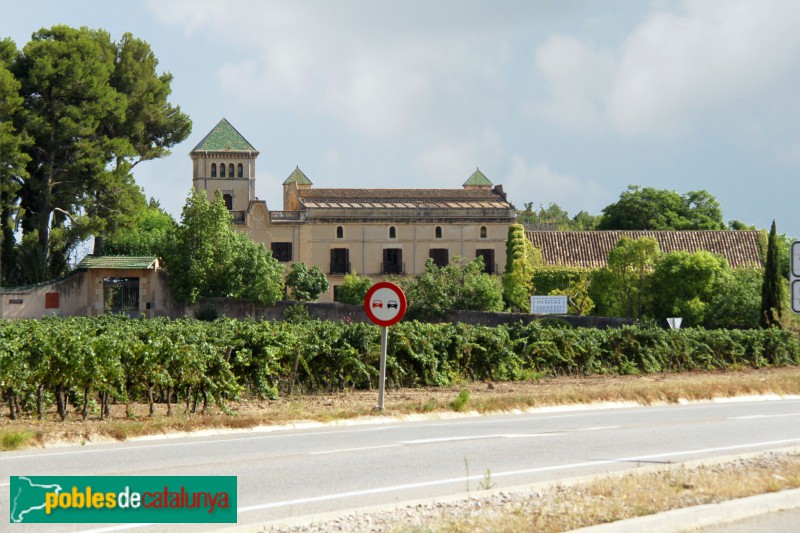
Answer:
[147,0,505,139]
[534,0,800,136]
[503,157,609,214]
[532,36,615,130]
[413,130,505,181]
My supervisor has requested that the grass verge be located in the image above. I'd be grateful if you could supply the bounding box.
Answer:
[1,367,799,450]
[386,450,800,533]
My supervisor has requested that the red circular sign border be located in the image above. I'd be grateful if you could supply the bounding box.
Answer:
[364,281,408,327]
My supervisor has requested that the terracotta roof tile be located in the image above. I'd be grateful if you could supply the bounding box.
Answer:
[526,230,763,269]
[300,188,507,202]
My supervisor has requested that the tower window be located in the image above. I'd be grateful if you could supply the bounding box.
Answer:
[229,163,234,177]
[211,163,217,177]
[336,226,344,239]
[237,163,244,178]
[389,226,397,239]
[220,163,226,177]
[435,226,442,239]
[480,226,487,239]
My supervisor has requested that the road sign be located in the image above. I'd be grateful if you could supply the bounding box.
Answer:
[792,241,800,314]
[364,281,407,327]
[793,241,800,278]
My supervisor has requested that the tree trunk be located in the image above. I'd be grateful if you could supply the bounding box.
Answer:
[166,386,172,416]
[7,388,17,420]
[37,384,44,420]
[147,384,155,416]
[56,383,66,421]
[82,388,90,420]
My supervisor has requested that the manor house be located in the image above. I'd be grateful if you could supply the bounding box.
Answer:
[191,119,517,302]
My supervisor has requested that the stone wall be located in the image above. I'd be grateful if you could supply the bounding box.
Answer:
[187,297,635,328]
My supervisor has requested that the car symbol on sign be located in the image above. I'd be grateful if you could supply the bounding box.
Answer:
[372,300,383,308]
[387,300,398,309]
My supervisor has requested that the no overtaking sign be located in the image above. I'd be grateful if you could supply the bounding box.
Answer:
[364,282,407,326]
[364,281,407,410]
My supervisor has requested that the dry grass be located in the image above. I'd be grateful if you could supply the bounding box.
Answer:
[1,367,799,450]
[389,452,800,533]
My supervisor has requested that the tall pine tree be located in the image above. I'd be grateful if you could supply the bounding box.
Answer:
[760,220,783,328]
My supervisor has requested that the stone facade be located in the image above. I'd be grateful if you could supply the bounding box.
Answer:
[0,256,167,319]
[191,119,517,302]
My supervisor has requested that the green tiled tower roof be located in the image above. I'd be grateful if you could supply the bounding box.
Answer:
[283,166,313,186]
[192,118,257,152]
[463,168,492,187]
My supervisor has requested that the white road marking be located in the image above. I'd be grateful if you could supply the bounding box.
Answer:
[728,412,800,420]
[402,433,562,444]
[574,426,620,431]
[70,524,153,532]
[237,437,800,514]
[309,444,402,455]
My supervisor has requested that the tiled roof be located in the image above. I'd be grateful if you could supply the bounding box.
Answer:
[76,255,158,270]
[191,118,257,152]
[526,230,764,269]
[299,188,513,210]
[463,168,492,186]
[283,166,313,185]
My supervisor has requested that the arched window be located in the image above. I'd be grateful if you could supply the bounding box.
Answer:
[220,163,226,177]
[435,226,442,239]
[336,226,344,239]
[389,226,397,239]
[211,163,217,177]
[229,164,234,177]
[237,163,244,178]
[223,193,233,210]
[480,226,487,239]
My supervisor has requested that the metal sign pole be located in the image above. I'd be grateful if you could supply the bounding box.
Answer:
[378,326,388,410]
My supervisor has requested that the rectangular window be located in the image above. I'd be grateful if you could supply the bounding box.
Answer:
[330,248,350,274]
[383,248,403,274]
[476,249,495,274]
[429,248,449,268]
[271,242,293,262]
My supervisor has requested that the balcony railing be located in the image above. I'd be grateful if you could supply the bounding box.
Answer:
[270,211,303,222]
[229,211,246,224]
[329,262,351,275]
[380,262,405,275]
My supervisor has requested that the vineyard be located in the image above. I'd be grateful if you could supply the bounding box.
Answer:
[0,315,798,421]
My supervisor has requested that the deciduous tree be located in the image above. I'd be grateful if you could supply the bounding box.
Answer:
[593,237,660,318]
[336,272,373,305]
[163,189,283,306]
[402,257,503,320]
[285,262,329,301]
[598,186,725,230]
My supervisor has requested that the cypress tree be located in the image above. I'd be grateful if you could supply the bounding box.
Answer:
[760,220,783,328]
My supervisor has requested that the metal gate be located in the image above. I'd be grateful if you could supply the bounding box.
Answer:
[103,277,140,317]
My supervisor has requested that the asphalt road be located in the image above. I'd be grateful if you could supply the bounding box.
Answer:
[2,397,800,532]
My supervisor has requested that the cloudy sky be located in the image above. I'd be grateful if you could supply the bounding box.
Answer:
[4,0,800,232]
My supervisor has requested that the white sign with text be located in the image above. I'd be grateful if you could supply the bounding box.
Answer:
[531,295,568,315]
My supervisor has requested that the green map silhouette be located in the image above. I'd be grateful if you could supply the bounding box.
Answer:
[10,477,62,523]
